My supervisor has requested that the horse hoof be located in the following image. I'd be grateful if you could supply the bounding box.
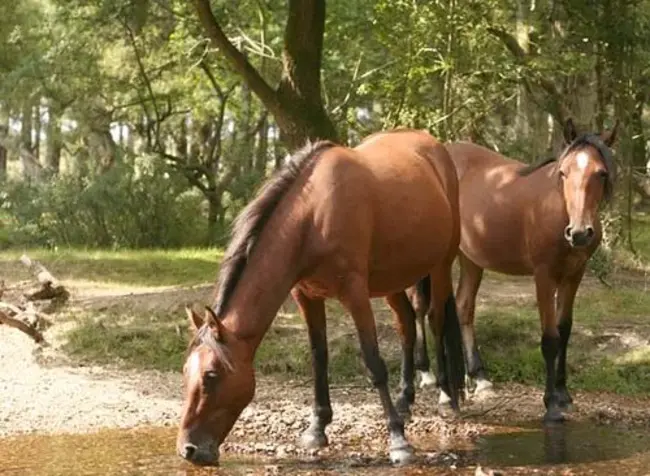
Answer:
[474,379,496,401]
[300,429,328,449]
[389,443,414,465]
[543,406,566,423]
[558,401,575,413]
[418,371,437,389]
[556,389,574,410]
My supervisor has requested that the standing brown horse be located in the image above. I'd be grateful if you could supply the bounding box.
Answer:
[177,129,466,466]
[408,119,618,422]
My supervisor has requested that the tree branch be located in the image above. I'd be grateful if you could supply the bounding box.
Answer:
[122,18,164,148]
[487,26,569,124]
[192,0,282,116]
[0,309,44,343]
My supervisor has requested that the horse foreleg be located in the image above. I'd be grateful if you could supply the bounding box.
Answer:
[534,271,563,422]
[555,269,584,411]
[456,252,492,397]
[292,288,332,449]
[340,275,414,465]
[385,291,417,420]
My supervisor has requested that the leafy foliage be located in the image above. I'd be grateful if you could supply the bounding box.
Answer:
[2,157,205,248]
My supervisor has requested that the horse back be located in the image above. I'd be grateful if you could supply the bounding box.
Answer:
[300,129,460,296]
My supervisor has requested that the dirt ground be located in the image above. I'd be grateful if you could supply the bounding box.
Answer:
[2,273,650,474]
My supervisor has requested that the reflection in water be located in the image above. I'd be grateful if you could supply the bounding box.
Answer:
[543,422,568,464]
[477,420,650,468]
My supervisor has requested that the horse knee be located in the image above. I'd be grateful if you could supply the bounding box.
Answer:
[362,346,389,387]
[541,332,560,362]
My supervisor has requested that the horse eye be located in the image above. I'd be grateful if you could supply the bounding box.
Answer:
[202,371,219,389]
[559,169,566,179]
[598,170,608,181]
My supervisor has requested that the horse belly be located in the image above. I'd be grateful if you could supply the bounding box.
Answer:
[367,187,455,295]
[459,205,534,276]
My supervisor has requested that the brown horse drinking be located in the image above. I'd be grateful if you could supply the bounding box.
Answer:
[177,129,466,466]
[408,119,618,422]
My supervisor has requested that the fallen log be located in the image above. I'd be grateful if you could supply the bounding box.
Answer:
[19,254,69,302]
[0,309,45,343]
[0,255,66,344]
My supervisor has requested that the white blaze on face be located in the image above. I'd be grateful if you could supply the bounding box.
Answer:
[576,151,590,172]
[187,350,202,383]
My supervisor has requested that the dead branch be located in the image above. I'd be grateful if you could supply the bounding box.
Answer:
[0,310,45,343]
[19,254,69,303]
[0,255,68,345]
[20,254,59,286]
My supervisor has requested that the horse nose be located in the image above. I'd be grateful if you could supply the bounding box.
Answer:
[180,443,197,460]
[565,225,594,247]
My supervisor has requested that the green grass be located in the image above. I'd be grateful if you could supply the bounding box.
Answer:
[60,281,650,395]
[475,300,650,394]
[0,248,222,287]
[3,243,650,395]
[632,214,650,260]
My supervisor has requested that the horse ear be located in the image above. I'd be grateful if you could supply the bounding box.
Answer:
[602,120,619,147]
[204,306,224,340]
[185,305,203,332]
[563,118,577,144]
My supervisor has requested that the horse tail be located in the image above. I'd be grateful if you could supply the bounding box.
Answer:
[443,292,466,408]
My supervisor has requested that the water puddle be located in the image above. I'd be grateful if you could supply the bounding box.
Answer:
[474,420,650,473]
[1,421,650,475]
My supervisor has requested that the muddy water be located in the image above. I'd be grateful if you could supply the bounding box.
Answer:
[1,421,650,475]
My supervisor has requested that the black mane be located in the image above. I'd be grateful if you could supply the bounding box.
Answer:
[211,140,337,319]
[517,157,557,177]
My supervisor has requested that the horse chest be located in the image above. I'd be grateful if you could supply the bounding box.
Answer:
[554,249,591,278]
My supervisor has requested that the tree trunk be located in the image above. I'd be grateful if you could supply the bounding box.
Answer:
[45,103,62,174]
[0,106,7,181]
[240,65,254,175]
[206,192,222,246]
[21,101,33,154]
[255,114,269,175]
[631,86,646,169]
[515,0,535,151]
[193,0,338,150]
[33,103,41,163]
[177,115,188,160]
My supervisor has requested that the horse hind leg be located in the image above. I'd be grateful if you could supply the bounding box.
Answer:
[406,276,437,388]
[427,266,466,414]
[385,291,417,421]
[291,288,332,449]
[456,252,493,399]
[340,274,414,465]
[408,277,437,389]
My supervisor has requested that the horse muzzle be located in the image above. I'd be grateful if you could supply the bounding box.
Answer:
[564,225,595,248]
[177,438,219,466]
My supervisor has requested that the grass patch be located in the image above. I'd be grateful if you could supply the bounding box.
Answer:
[632,214,650,260]
[473,285,650,394]
[61,303,401,385]
[0,248,222,287]
[61,282,650,396]
[9,243,643,395]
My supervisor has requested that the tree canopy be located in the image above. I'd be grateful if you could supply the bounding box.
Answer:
[1,0,649,251]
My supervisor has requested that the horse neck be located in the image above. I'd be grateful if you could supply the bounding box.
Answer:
[221,206,305,356]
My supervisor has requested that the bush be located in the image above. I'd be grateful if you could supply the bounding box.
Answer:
[1,157,206,249]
